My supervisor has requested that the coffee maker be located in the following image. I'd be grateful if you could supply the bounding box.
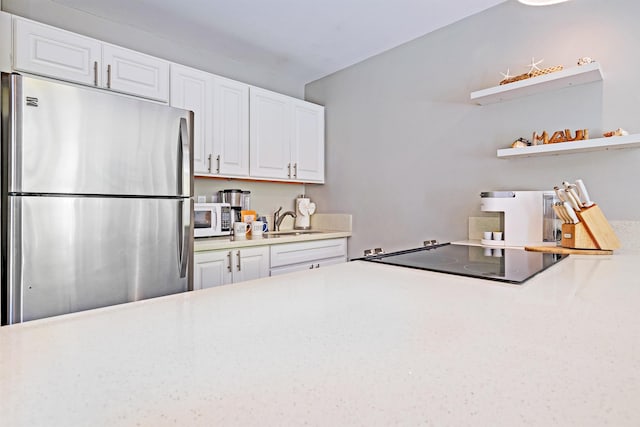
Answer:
[480,190,559,247]
[221,189,243,226]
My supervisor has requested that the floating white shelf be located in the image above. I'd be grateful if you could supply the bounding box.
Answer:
[497,133,640,158]
[470,62,603,105]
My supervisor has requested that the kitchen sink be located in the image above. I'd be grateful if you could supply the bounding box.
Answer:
[265,230,325,236]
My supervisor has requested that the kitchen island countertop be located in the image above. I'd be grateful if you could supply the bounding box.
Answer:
[1,250,639,426]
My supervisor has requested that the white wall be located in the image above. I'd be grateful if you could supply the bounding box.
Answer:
[305,0,640,259]
[0,0,303,97]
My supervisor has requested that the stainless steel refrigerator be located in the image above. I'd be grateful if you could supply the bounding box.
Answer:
[1,73,194,325]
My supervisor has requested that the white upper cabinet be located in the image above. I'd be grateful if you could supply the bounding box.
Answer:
[292,100,325,182]
[10,15,325,182]
[14,18,101,87]
[102,44,169,102]
[250,87,324,182]
[170,64,213,174]
[170,66,250,177]
[250,87,292,180]
[0,12,12,72]
[13,17,170,102]
[213,76,249,176]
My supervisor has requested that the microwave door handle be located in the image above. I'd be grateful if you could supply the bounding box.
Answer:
[212,207,218,230]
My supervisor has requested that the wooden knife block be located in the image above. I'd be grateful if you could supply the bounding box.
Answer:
[561,205,620,250]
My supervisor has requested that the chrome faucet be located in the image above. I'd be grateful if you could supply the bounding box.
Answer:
[273,206,296,231]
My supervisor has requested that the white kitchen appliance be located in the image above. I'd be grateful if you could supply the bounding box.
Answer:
[480,191,558,247]
[194,203,231,237]
[294,196,317,230]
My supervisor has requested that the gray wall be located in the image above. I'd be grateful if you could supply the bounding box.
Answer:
[305,0,640,259]
[1,0,303,97]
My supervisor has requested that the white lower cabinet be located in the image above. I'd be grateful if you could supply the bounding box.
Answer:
[194,246,269,290]
[270,238,347,276]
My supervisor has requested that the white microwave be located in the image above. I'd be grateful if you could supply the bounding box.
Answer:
[194,203,231,237]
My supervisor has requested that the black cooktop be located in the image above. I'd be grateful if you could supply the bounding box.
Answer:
[359,243,566,284]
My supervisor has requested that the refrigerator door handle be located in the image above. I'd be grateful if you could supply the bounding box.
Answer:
[178,199,192,281]
[5,73,23,192]
[178,116,192,197]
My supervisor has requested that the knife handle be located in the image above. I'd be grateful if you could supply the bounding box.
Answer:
[552,204,569,223]
[568,187,584,208]
[554,186,569,203]
[563,202,580,224]
[564,189,582,211]
[575,179,594,207]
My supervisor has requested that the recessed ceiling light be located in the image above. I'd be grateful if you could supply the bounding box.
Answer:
[518,0,570,5]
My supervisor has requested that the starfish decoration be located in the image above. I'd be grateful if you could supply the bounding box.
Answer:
[500,68,513,80]
[526,57,544,73]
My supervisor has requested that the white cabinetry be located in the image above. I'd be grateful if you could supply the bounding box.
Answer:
[14,17,101,87]
[170,64,213,173]
[13,17,169,102]
[194,246,269,290]
[213,76,250,176]
[171,65,249,176]
[0,12,12,72]
[270,238,347,276]
[250,86,325,183]
[250,87,291,180]
[101,44,169,101]
[292,100,325,182]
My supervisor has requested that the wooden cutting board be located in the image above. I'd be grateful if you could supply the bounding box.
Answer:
[525,246,613,255]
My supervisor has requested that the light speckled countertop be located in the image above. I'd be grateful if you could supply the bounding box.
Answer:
[1,250,639,426]
[195,213,352,251]
[195,230,351,251]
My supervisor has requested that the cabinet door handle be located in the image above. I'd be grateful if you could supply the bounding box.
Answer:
[227,251,232,272]
[293,163,298,179]
[207,154,212,173]
[309,264,314,269]
[237,250,241,271]
[107,64,112,88]
[216,155,221,173]
[316,264,320,268]
[93,61,98,86]
[287,163,291,178]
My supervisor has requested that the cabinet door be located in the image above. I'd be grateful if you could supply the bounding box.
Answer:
[213,76,249,176]
[13,17,101,86]
[292,100,325,182]
[233,247,270,283]
[1,13,12,72]
[102,43,169,102]
[194,250,233,290]
[249,87,292,179]
[171,64,213,174]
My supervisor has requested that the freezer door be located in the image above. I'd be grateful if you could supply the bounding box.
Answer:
[6,73,193,197]
[5,196,193,324]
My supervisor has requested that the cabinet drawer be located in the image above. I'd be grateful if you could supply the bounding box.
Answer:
[270,238,347,268]
[270,255,346,276]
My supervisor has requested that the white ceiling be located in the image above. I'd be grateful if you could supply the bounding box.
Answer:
[51,0,507,84]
